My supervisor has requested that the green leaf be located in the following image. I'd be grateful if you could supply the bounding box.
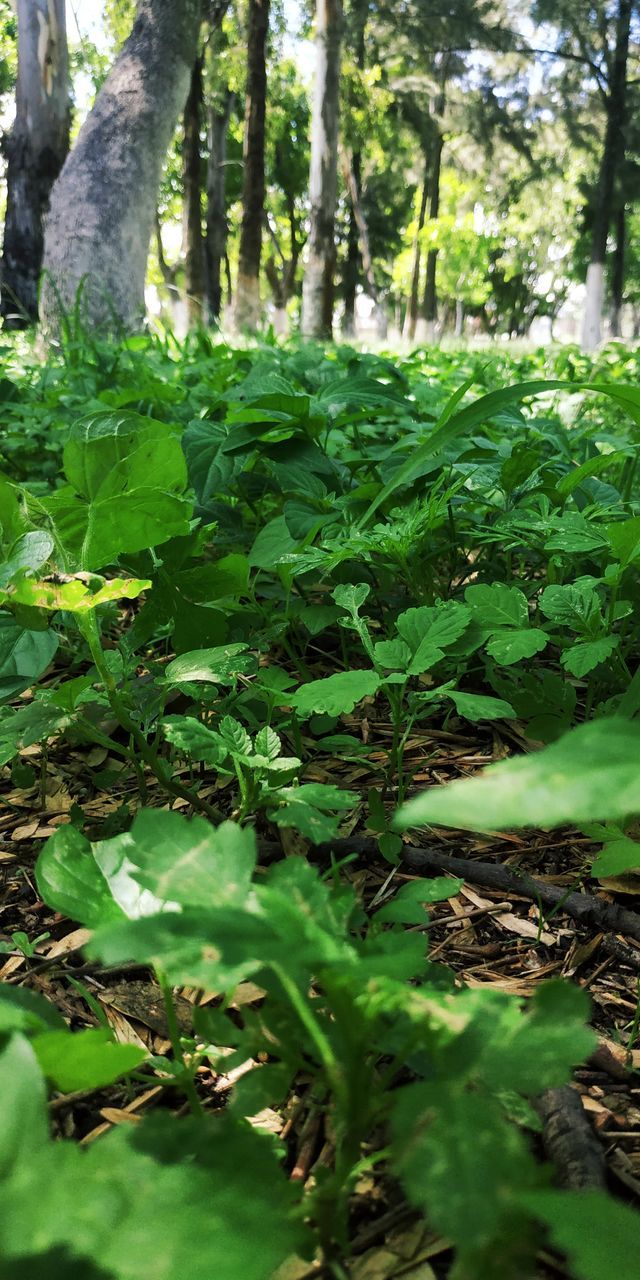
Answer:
[63,412,185,502]
[539,583,601,628]
[561,634,619,678]
[0,1034,48,1180]
[0,1111,306,1280]
[164,643,253,686]
[292,669,380,718]
[606,514,640,567]
[254,725,281,761]
[121,810,257,908]
[332,583,371,614]
[446,690,515,721]
[0,616,58,704]
[486,628,547,666]
[1,573,150,613]
[375,877,463,922]
[32,1028,146,1092]
[392,1088,539,1260]
[522,1190,640,1280]
[36,826,126,929]
[465,582,529,629]
[395,719,640,833]
[0,530,54,586]
[396,602,470,655]
[248,515,297,569]
[163,716,228,767]
[0,985,66,1036]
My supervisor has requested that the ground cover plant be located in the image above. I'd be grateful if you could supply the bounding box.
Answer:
[3,333,640,1278]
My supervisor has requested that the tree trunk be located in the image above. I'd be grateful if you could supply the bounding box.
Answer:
[610,201,626,337]
[1,0,69,327]
[581,0,631,351]
[416,131,443,345]
[341,150,386,337]
[301,0,344,340]
[41,0,203,338]
[205,88,234,322]
[342,150,360,336]
[182,53,206,327]
[234,0,270,331]
[454,297,465,338]
[403,156,429,342]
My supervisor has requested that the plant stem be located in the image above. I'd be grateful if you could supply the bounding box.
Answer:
[157,968,203,1117]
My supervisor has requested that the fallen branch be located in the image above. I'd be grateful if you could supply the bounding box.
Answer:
[534,1086,607,1189]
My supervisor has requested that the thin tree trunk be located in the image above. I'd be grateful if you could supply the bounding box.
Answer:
[610,201,626,337]
[234,0,270,331]
[403,155,429,341]
[341,150,386,337]
[582,0,631,351]
[301,0,344,339]
[342,150,360,336]
[1,0,69,327]
[454,297,465,337]
[41,0,203,338]
[182,53,206,327]
[205,88,234,322]
[416,131,443,345]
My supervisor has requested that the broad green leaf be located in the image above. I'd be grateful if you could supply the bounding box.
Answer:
[164,643,253,686]
[396,602,470,655]
[0,616,58,704]
[606,514,640,567]
[522,1190,640,1280]
[283,783,358,811]
[163,715,228,767]
[292,669,380,718]
[0,530,54,586]
[486,628,547,666]
[178,554,249,602]
[0,1111,306,1280]
[89,909,275,990]
[395,719,640,832]
[270,798,345,844]
[41,484,192,572]
[63,412,185,502]
[465,582,528,629]
[32,1028,146,1092]
[332,583,371,614]
[0,985,66,1035]
[0,1034,48,1179]
[539,583,600,628]
[36,825,126,929]
[392,1088,539,1258]
[122,810,257,908]
[0,573,150,613]
[254,725,281,761]
[248,515,297,569]
[561,634,619,678]
[556,451,629,498]
[446,690,515,721]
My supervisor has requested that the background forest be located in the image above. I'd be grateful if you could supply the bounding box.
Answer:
[0,0,638,348]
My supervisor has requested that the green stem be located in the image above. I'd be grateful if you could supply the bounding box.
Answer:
[158,969,203,1117]
[78,613,223,823]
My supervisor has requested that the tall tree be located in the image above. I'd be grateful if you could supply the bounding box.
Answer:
[182,53,206,326]
[234,0,270,330]
[301,0,344,338]
[1,0,69,327]
[205,86,235,321]
[40,0,203,336]
[581,0,632,349]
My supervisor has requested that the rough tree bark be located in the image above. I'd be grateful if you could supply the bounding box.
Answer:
[301,0,344,339]
[234,0,270,331]
[1,0,69,327]
[40,0,203,337]
[581,0,631,351]
[182,53,206,327]
[415,130,443,345]
[205,87,234,322]
[342,149,361,336]
[403,155,429,342]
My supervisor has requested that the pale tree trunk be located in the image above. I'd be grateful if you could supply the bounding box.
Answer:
[41,0,203,337]
[610,202,625,337]
[403,154,429,341]
[234,0,270,332]
[454,297,465,338]
[342,149,360,337]
[182,53,206,327]
[301,0,344,339]
[581,0,631,351]
[205,87,234,323]
[1,0,69,327]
